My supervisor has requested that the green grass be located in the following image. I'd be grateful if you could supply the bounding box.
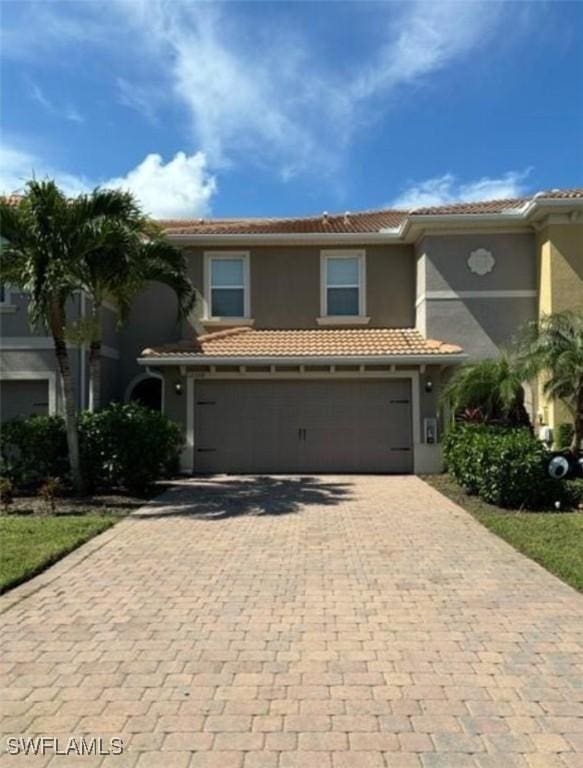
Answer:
[0,515,116,594]
[425,474,583,593]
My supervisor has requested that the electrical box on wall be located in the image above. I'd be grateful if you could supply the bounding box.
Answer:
[424,417,437,444]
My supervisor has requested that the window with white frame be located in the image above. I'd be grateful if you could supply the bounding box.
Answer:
[322,251,365,316]
[206,253,249,318]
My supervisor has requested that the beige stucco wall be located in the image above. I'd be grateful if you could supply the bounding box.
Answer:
[536,223,583,436]
[415,232,538,359]
[537,223,583,315]
[182,244,415,331]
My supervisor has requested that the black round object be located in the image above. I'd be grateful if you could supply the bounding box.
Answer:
[546,451,582,480]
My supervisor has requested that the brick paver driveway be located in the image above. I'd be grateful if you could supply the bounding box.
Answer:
[1,476,582,767]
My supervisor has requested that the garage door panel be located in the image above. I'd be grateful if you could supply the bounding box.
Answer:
[194,379,413,474]
[0,380,50,422]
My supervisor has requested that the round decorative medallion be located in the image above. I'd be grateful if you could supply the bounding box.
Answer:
[467,248,495,276]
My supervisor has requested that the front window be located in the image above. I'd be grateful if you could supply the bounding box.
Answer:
[208,254,248,318]
[323,252,364,316]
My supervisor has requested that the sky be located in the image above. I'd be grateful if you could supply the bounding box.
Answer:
[1,0,582,219]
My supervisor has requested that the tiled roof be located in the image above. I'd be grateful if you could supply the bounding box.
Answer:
[142,327,463,359]
[535,188,583,199]
[408,198,528,216]
[159,188,583,235]
[160,210,407,235]
[410,188,583,215]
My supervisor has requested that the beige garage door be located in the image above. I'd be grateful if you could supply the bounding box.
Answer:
[194,379,413,474]
[0,380,50,422]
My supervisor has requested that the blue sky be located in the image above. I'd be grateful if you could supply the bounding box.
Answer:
[2,0,582,219]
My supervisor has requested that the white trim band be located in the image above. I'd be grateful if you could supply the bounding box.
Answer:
[1,337,120,358]
[415,289,537,306]
[139,352,467,367]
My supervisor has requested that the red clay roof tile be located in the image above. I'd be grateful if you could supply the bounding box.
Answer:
[142,327,464,359]
[159,188,583,235]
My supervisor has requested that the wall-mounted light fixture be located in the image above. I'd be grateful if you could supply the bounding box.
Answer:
[174,381,183,396]
[424,379,433,394]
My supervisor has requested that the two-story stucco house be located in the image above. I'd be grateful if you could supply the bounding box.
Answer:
[1,188,582,474]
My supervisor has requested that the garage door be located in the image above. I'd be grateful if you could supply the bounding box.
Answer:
[194,379,413,474]
[0,380,50,422]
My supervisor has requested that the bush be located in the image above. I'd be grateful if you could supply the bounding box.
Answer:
[444,424,572,510]
[566,479,583,508]
[0,415,69,487]
[1,404,183,494]
[80,403,182,493]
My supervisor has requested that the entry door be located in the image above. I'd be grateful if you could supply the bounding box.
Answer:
[194,379,413,474]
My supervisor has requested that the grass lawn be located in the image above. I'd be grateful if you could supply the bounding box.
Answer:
[425,474,583,593]
[0,515,116,595]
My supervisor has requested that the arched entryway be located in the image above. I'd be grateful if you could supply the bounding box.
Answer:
[125,373,163,411]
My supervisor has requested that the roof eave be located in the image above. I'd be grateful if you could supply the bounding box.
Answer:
[525,197,583,221]
[166,231,404,245]
[138,352,467,367]
[164,197,583,243]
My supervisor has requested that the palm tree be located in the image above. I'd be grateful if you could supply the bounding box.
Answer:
[441,353,530,427]
[69,212,195,411]
[519,311,583,454]
[0,181,165,491]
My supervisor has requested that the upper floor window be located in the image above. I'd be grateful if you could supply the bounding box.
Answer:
[205,252,250,319]
[321,250,366,317]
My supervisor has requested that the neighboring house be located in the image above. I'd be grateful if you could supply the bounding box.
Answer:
[1,188,582,474]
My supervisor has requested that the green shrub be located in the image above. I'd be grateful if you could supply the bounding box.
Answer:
[566,479,583,508]
[0,416,69,487]
[2,404,182,494]
[557,423,575,450]
[444,424,572,510]
[80,403,182,493]
[443,424,497,495]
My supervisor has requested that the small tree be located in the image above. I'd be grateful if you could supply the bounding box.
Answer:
[519,311,583,455]
[441,353,530,427]
[71,222,195,411]
[0,181,167,491]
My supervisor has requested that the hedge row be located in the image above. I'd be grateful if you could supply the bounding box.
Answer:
[1,403,183,493]
[443,424,575,510]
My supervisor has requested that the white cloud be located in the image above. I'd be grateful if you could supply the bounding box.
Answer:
[28,82,53,112]
[26,79,85,124]
[0,145,91,198]
[0,145,216,218]
[390,171,532,209]
[4,1,531,183]
[10,0,510,178]
[64,106,85,125]
[117,0,510,175]
[116,77,158,123]
[351,1,502,100]
[120,2,326,174]
[105,151,216,218]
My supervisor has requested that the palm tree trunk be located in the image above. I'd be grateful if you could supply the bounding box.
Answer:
[49,299,84,494]
[571,386,583,455]
[88,304,102,412]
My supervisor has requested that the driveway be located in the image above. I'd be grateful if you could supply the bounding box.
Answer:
[1,475,582,767]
